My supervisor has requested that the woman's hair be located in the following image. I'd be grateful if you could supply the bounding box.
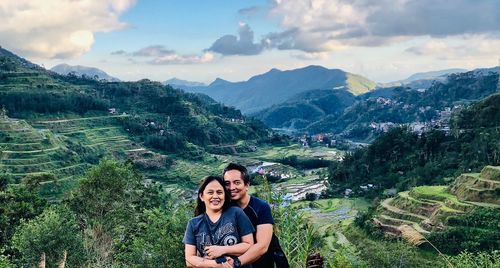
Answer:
[194,176,231,216]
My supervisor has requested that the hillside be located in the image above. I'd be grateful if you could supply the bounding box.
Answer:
[327,91,500,196]
[253,89,356,129]
[179,65,376,114]
[306,70,500,139]
[373,166,499,251]
[0,47,271,197]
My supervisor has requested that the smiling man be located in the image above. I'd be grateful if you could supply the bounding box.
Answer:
[223,163,289,268]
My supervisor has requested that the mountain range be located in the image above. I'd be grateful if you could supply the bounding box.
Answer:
[254,66,500,141]
[176,65,377,114]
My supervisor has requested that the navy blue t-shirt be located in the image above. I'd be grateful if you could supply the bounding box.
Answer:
[242,196,276,268]
[183,206,255,257]
[244,196,274,226]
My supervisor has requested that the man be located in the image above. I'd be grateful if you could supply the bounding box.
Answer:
[223,163,276,268]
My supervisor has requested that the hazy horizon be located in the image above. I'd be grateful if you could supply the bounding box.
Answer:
[1,0,499,83]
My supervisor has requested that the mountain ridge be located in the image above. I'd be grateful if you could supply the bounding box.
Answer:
[178,65,377,114]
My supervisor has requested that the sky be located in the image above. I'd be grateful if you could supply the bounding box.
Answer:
[1,0,499,84]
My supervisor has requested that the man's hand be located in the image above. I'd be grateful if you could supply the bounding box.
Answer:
[204,245,225,259]
[227,257,234,267]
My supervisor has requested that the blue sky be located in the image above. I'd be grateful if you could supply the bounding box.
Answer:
[1,0,499,83]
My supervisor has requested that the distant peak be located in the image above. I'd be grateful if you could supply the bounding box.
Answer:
[209,77,231,86]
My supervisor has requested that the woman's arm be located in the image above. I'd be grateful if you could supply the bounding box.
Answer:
[203,233,254,258]
[185,244,222,268]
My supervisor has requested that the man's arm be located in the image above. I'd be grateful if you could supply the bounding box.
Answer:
[185,244,222,268]
[203,233,254,258]
[236,223,273,265]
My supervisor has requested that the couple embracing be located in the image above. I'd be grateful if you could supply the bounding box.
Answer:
[183,163,289,268]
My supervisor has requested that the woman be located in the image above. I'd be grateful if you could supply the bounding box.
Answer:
[183,176,254,267]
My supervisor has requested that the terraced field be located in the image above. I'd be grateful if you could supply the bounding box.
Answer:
[0,114,143,198]
[374,166,500,244]
[32,115,137,155]
[0,116,82,182]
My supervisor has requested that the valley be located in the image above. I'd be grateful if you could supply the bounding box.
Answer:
[1,46,499,267]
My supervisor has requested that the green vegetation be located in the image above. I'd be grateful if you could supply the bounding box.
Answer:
[328,92,500,195]
[308,71,499,139]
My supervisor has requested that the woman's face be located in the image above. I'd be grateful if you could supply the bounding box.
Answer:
[200,180,225,212]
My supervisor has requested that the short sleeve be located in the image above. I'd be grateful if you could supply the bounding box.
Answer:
[236,208,256,236]
[255,199,274,225]
[182,220,196,245]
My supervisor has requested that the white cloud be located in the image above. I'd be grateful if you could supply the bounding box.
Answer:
[151,52,215,65]
[406,36,500,60]
[0,0,135,59]
[230,0,500,53]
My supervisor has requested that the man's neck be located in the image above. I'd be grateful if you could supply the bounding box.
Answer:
[237,194,251,209]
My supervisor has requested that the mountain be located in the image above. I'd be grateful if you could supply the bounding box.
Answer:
[306,70,500,139]
[253,89,356,129]
[180,65,377,114]
[0,47,270,196]
[401,69,467,83]
[51,63,121,82]
[381,68,467,89]
[164,78,206,87]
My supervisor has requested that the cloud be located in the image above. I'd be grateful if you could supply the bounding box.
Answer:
[150,52,215,65]
[131,45,175,57]
[117,45,215,64]
[221,0,500,54]
[206,23,265,55]
[111,50,126,55]
[405,37,500,60]
[0,0,136,59]
[291,52,330,60]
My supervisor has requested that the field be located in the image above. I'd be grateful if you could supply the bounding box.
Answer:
[374,166,500,244]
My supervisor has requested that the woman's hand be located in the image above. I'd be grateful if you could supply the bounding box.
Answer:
[204,245,225,259]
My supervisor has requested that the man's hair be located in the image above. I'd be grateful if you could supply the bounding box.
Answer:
[223,163,250,185]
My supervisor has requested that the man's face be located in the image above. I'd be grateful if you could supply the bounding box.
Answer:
[223,169,249,201]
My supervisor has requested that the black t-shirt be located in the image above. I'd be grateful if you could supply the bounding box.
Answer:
[242,196,275,268]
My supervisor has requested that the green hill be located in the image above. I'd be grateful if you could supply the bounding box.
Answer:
[307,71,499,139]
[253,89,356,129]
[373,166,499,248]
[0,47,271,198]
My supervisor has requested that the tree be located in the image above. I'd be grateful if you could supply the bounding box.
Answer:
[12,205,85,267]
[115,205,191,267]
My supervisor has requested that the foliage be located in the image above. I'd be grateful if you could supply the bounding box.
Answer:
[67,159,162,266]
[446,250,500,268]
[344,226,445,268]
[115,204,191,267]
[328,91,500,195]
[308,71,499,139]
[278,155,332,169]
[0,91,108,116]
[0,254,13,268]
[12,205,85,267]
[0,186,47,254]
[427,208,500,254]
[254,176,320,267]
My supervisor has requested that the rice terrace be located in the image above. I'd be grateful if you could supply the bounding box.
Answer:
[1,1,500,267]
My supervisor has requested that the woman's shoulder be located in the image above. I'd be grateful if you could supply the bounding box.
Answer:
[225,205,244,214]
[187,214,205,225]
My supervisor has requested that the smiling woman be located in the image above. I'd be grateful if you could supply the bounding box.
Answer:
[183,176,255,267]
